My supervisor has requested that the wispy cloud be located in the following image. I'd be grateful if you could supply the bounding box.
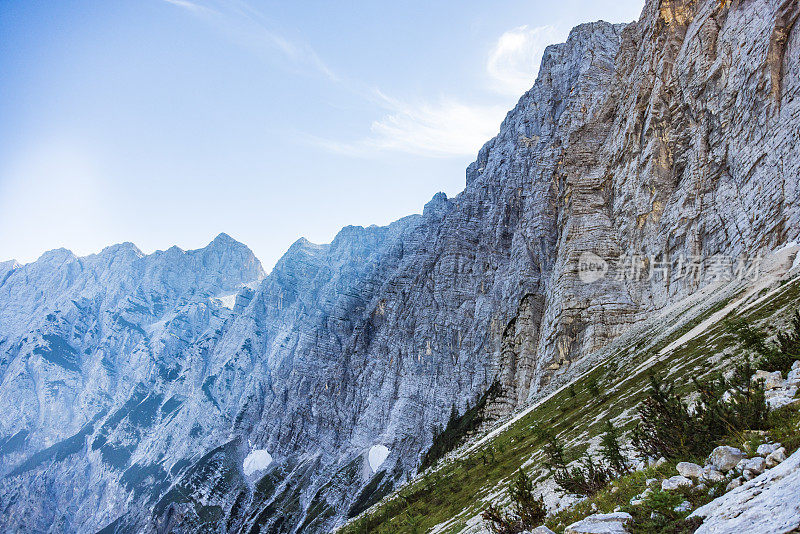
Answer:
[312,25,563,158]
[311,92,507,158]
[163,0,211,14]
[487,25,562,96]
[163,0,338,81]
[164,4,562,158]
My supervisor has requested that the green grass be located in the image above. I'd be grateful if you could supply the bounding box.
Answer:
[338,276,800,534]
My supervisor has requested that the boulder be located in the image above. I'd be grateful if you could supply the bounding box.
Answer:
[766,387,799,409]
[662,476,693,491]
[753,370,783,389]
[766,447,787,468]
[725,477,743,492]
[765,373,785,390]
[701,468,726,483]
[565,512,632,534]
[524,528,557,534]
[739,457,766,475]
[756,443,781,457]
[676,462,704,479]
[787,367,800,387]
[709,446,746,472]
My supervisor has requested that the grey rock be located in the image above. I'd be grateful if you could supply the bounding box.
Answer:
[709,446,746,472]
[702,468,726,483]
[525,528,557,534]
[756,443,781,457]
[787,368,800,387]
[753,370,784,390]
[692,448,800,533]
[736,457,766,476]
[662,476,693,491]
[766,447,788,468]
[725,477,743,492]
[676,462,704,479]
[565,512,632,534]
[766,386,799,409]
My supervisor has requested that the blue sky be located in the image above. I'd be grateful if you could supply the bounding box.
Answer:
[0,0,644,271]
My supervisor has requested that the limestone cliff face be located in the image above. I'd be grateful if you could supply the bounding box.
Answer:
[0,0,798,532]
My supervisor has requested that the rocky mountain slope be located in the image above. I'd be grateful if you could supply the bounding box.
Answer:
[0,0,799,532]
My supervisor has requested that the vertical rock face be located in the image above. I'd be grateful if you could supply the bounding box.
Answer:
[0,0,799,532]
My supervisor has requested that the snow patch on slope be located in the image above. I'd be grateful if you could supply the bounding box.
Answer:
[243,449,273,476]
[368,445,390,472]
[214,294,238,309]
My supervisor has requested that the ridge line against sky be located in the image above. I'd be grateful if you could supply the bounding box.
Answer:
[0,0,644,269]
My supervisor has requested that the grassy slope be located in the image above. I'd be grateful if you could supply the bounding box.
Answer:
[339,274,800,534]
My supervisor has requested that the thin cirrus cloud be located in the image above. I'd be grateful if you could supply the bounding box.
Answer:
[487,25,561,96]
[164,1,560,158]
[163,0,338,81]
[311,91,509,158]
[314,25,563,158]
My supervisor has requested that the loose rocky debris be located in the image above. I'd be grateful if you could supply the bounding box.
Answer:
[760,360,800,409]
[690,448,800,533]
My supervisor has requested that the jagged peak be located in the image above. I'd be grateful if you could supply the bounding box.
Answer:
[97,242,144,259]
[288,236,327,252]
[210,232,236,246]
[423,191,450,218]
[36,247,77,264]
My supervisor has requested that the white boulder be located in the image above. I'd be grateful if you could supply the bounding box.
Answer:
[676,462,704,479]
[702,468,726,483]
[725,477,743,491]
[736,457,766,475]
[709,446,746,472]
[753,370,783,390]
[662,475,693,491]
[766,387,798,409]
[565,512,632,534]
[766,447,787,468]
[787,367,800,387]
[526,527,557,534]
[756,443,781,457]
